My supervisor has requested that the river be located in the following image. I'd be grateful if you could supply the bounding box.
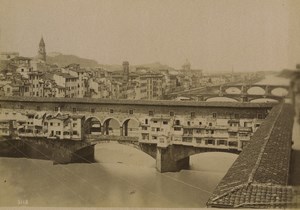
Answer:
[0,143,237,207]
[0,74,289,208]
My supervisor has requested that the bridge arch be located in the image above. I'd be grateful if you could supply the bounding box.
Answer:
[247,86,266,95]
[270,87,289,97]
[172,147,240,163]
[224,87,242,94]
[84,116,102,135]
[249,98,279,103]
[206,96,239,102]
[121,117,140,137]
[102,117,121,136]
[189,151,238,171]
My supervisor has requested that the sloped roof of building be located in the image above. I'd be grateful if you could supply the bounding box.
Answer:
[0,96,278,109]
[11,56,32,61]
[55,73,78,79]
[207,103,296,208]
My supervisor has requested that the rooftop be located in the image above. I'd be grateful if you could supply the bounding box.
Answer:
[55,73,78,79]
[207,103,296,208]
[0,96,277,109]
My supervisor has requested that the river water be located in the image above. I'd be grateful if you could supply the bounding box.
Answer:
[0,74,289,208]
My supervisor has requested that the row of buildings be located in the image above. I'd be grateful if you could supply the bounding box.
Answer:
[0,99,267,151]
[0,38,260,100]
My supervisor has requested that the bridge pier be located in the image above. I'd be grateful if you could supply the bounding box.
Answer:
[156,146,190,172]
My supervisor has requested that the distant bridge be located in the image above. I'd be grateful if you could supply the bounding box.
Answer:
[174,84,290,102]
[197,93,286,102]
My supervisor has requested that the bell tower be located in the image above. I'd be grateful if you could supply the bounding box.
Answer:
[38,37,46,62]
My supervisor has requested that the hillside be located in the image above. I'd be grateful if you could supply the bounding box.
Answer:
[46,53,99,68]
[47,52,176,71]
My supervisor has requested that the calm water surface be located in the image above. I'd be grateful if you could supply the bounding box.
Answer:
[0,143,237,207]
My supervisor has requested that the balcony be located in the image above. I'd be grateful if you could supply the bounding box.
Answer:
[238,127,252,132]
[213,133,229,138]
[182,133,193,137]
[239,135,250,141]
[228,127,239,132]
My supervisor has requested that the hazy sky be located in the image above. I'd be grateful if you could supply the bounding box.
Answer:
[0,0,299,71]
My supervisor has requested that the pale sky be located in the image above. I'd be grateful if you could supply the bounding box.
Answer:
[0,0,299,71]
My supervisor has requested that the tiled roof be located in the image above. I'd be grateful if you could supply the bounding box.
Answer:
[55,73,78,79]
[207,103,296,208]
[0,96,277,109]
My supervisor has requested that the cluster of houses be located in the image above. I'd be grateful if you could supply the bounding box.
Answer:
[0,38,261,100]
[0,111,85,141]
[0,104,265,151]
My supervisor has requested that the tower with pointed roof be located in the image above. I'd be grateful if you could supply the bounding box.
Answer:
[182,59,191,71]
[38,37,46,62]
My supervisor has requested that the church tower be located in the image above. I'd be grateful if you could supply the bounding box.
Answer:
[38,37,46,62]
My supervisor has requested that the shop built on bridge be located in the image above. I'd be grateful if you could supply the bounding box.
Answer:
[0,96,276,172]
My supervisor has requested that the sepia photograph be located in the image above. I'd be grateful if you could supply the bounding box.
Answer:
[0,0,300,209]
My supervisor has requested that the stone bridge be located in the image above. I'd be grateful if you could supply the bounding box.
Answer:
[0,96,276,172]
[193,84,290,102]
[170,84,291,102]
[219,84,290,96]
[197,93,286,102]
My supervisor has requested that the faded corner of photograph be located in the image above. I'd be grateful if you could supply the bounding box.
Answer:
[0,0,300,209]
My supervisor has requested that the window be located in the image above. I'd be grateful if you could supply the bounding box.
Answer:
[129,109,133,115]
[149,111,154,116]
[91,108,95,113]
[170,111,174,117]
[110,109,113,113]
[163,121,168,125]
[73,123,77,127]
[156,128,160,131]
[56,131,61,135]
[57,123,60,126]
[37,106,41,111]
[196,138,202,143]
[73,108,77,113]
[228,141,238,147]
[199,122,202,125]
[207,139,215,145]
[212,113,217,118]
[142,126,147,130]
[187,121,191,126]
[55,107,59,111]
[208,122,212,126]
[191,112,195,118]
[175,120,180,126]
[174,127,181,131]
[73,131,78,135]
[218,140,226,145]
[145,119,148,124]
